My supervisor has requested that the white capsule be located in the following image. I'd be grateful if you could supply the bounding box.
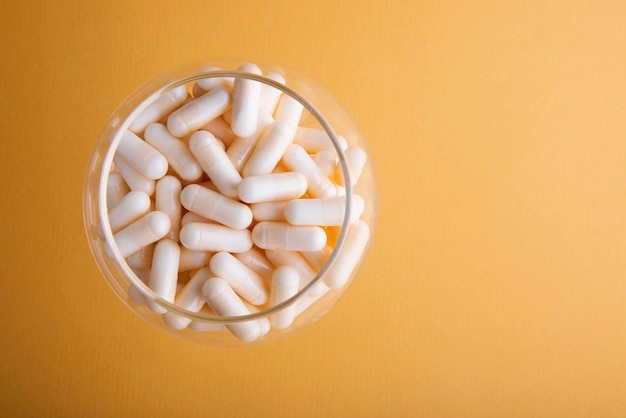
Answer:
[294,127,348,153]
[98,190,151,238]
[210,252,267,305]
[253,222,326,252]
[180,222,253,253]
[181,211,213,226]
[105,211,170,258]
[336,146,367,187]
[178,248,211,272]
[144,123,203,182]
[282,144,335,198]
[167,86,231,138]
[300,245,332,271]
[196,66,234,91]
[324,220,370,288]
[189,130,242,198]
[227,111,273,172]
[238,172,307,204]
[312,150,337,177]
[250,201,287,222]
[126,243,155,270]
[163,267,211,329]
[148,239,180,313]
[201,116,237,148]
[129,85,188,134]
[231,63,262,138]
[202,278,260,342]
[106,171,130,209]
[181,184,252,230]
[116,129,168,180]
[274,94,303,128]
[113,154,155,196]
[234,248,275,281]
[269,266,299,329]
[285,195,364,226]
[259,72,285,114]
[155,176,182,241]
[265,249,324,296]
[242,121,295,177]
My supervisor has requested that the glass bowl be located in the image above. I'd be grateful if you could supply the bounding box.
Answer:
[83,58,377,346]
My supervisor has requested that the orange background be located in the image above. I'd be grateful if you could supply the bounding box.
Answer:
[2,1,626,416]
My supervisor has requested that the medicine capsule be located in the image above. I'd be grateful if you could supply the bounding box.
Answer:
[167,86,231,138]
[274,94,303,128]
[238,172,307,204]
[129,84,188,134]
[180,222,253,253]
[250,201,288,222]
[259,72,285,114]
[116,129,168,180]
[284,195,364,226]
[312,150,337,177]
[335,146,367,187]
[252,221,326,252]
[227,111,273,172]
[209,252,267,305]
[195,66,234,91]
[148,239,180,313]
[163,267,211,330]
[113,154,155,196]
[231,63,262,138]
[144,123,203,182]
[155,176,182,241]
[265,248,325,296]
[242,121,295,177]
[202,278,260,342]
[178,248,211,272]
[294,127,347,153]
[324,220,370,288]
[189,130,242,198]
[98,190,151,238]
[181,184,252,230]
[282,144,336,198]
[105,211,170,258]
[269,266,299,330]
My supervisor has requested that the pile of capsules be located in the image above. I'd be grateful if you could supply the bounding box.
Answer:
[101,63,370,342]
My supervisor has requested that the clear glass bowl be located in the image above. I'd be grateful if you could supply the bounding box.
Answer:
[83,58,377,346]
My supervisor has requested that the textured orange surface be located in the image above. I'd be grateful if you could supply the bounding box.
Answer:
[2,1,626,417]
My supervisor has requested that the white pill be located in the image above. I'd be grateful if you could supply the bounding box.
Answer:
[116,129,168,180]
[294,127,347,153]
[238,172,307,204]
[274,94,303,128]
[242,121,295,177]
[129,84,188,134]
[155,176,182,241]
[113,154,155,196]
[196,66,234,91]
[282,144,336,198]
[234,248,275,281]
[98,190,151,238]
[181,211,213,226]
[180,222,253,253]
[231,63,262,138]
[126,243,155,270]
[181,184,252,230]
[106,171,130,209]
[324,220,370,288]
[336,146,367,187]
[189,130,242,198]
[265,249,324,296]
[201,116,237,148]
[269,266,299,329]
[253,222,326,252]
[259,72,285,114]
[105,211,170,258]
[250,201,287,222]
[167,86,231,138]
[284,195,364,226]
[312,150,337,177]
[210,252,267,305]
[202,278,260,342]
[148,239,180,313]
[300,245,332,271]
[163,267,211,329]
[144,123,203,182]
[178,248,211,272]
[227,111,273,172]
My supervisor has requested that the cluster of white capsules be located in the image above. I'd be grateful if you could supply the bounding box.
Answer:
[101,63,370,342]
